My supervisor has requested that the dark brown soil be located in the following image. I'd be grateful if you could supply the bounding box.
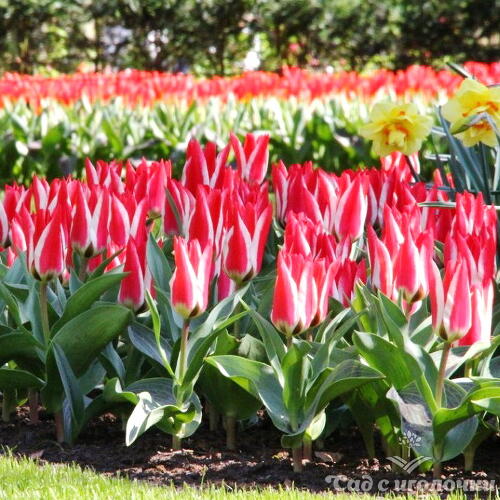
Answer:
[1,407,499,496]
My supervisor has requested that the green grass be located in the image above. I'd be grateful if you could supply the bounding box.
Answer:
[0,453,495,500]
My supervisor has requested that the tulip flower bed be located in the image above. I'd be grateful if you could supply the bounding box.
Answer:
[1,71,500,493]
[1,62,499,185]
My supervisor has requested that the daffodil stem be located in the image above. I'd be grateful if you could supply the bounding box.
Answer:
[39,281,50,346]
[435,342,451,408]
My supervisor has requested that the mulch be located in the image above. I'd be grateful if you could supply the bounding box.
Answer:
[1,407,499,497]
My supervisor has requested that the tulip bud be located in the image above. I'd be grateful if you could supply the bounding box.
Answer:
[170,237,213,319]
[118,238,145,312]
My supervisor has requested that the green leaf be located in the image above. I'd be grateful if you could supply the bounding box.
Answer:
[353,332,414,389]
[53,343,85,442]
[206,355,289,433]
[51,273,127,334]
[282,343,311,428]
[0,331,43,366]
[127,322,172,369]
[147,234,171,292]
[43,305,132,412]
[0,368,44,390]
[246,306,286,381]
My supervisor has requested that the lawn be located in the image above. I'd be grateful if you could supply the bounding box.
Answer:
[0,454,491,500]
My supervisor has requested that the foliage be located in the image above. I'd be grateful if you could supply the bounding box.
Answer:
[0,0,497,74]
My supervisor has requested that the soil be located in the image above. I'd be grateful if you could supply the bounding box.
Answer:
[1,407,499,497]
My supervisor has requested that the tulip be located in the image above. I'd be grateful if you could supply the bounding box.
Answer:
[118,238,145,312]
[70,184,94,256]
[170,237,213,319]
[394,228,433,303]
[367,226,394,298]
[429,259,472,342]
[33,206,66,281]
[182,139,230,192]
[0,201,9,248]
[271,252,334,339]
[230,132,269,184]
[333,176,367,242]
[222,198,272,284]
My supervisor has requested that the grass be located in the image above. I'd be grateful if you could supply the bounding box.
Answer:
[0,453,496,500]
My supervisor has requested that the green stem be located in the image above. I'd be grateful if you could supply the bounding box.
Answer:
[2,390,15,423]
[208,402,219,432]
[54,411,65,443]
[28,389,39,424]
[286,334,293,349]
[435,342,451,407]
[433,460,442,479]
[292,446,303,473]
[464,360,473,378]
[464,448,475,472]
[226,415,237,451]
[178,319,190,382]
[39,281,51,345]
[302,434,313,462]
[172,435,182,450]
[433,342,451,479]
[78,255,88,282]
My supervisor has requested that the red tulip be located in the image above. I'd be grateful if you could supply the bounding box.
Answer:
[182,139,230,192]
[170,237,213,319]
[118,238,145,311]
[230,132,269,184]
[367,226,394,298]
[222,197,272,284]
[33,206,66,281]
[271,251,334,337]
[70,184,93,255]
[333,176,367,242]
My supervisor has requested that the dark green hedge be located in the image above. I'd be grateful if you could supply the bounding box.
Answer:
[0,0,497,75]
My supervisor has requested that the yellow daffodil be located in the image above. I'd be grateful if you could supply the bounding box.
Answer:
[359,102,433,157]
[442,78,500,147]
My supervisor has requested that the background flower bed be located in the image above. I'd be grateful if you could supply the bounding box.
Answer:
[0,62,498,184]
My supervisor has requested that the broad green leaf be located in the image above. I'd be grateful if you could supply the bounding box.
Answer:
[147,234,171,292]
[43,305,132,412]
[206,355,289,433]
[53,343,85,442]
[0,368,44,390]
[51,273,127,334]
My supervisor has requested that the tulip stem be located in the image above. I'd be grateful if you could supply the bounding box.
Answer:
[172,435,182,450]
[303,434,313,461]
[286,335,293,349]
[435,341,451,408]
[226,415,237,451]
[39,281,51,346]
[292,446,303,473]
[178,320,190,381]
[78,255,88,282]
[54,411,65,443]
[28,389,39,424]
[2,389,15,423]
